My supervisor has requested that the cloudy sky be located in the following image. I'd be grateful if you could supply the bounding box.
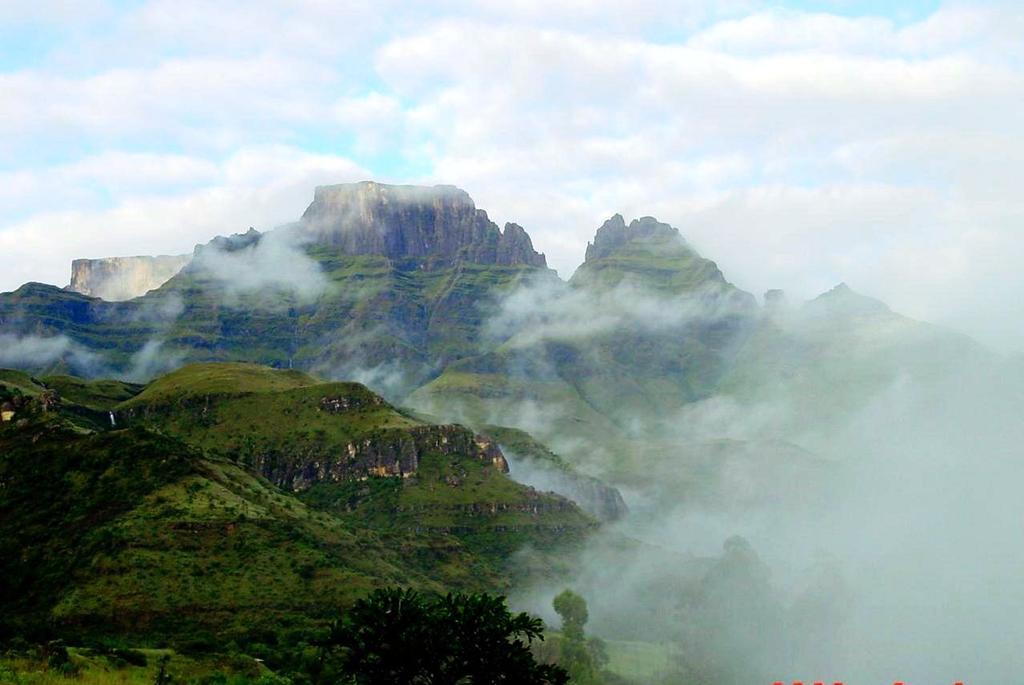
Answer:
[1,0,1021,350]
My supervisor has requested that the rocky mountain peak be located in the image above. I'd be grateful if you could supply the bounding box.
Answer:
[585,214,686,261]
[297,181,546,268]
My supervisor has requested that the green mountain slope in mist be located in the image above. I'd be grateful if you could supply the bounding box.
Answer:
[718,283,987,437]
[408,214,759,466]
[0,363,594,647]
[409,219,983,512]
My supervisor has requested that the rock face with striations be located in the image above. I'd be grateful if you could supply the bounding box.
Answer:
[298,181,547,268]
[69,254,191,301]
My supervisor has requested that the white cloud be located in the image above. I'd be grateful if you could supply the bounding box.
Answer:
[366,11,1024,350]
[2,1,1023,352]
[0,146,367,291]
[0,54,338,156]
[0,152,220,217]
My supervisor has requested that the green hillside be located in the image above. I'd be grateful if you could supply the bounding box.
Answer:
[0,363,595,653]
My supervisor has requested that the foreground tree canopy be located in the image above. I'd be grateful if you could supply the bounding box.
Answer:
[319,588,569,685]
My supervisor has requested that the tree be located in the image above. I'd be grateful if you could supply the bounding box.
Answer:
[552,590,598,684]
[552,590,588,641]
[319,587,568,685]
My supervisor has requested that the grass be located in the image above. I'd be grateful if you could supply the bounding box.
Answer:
[0,648,274,685]
[40,376,143,411]
[121,364,320,405]
[0,370,45,396]
[604,640,674,682]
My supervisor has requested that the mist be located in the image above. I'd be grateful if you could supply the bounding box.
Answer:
[0,334,104,376]
[188,225,329,306]
[445,271,1024,684]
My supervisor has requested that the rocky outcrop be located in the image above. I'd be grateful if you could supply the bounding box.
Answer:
[297,181,547,268]
[251,424,509,491]
[584,214,684,261]
[68,255,190,301]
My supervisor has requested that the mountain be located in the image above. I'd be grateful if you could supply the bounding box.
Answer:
[575,214,734,294]
[408,214,759,468]
[68,254,191,301]
[0,179,1000,684]
[479,424,629,522]
[718,282,987,439]
[0,362,594,646]
[0,182,555,389]
[407,217,986,513]
[0,181,989,509]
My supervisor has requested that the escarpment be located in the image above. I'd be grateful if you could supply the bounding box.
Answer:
[113,366,511,489]
[68,254,191,301]
[248,424,509,491]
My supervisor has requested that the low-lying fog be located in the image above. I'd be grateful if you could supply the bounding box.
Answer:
[490,282,1024,684]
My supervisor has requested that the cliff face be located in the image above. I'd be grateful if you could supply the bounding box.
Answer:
[68,254,190,301]
[250,423,510,492]
[298,181,547,268]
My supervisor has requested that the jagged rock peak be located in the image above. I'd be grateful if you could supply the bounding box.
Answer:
[199,227,262,254]
[297,181,547,268]
[585,214,686,261]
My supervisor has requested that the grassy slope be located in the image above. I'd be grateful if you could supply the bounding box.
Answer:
[40,376,143,410]
[0,370,140,433]
[1,363,596,648]
[117,364,418,455]
[0,646,285,685]
[0,369,47,396]
[0,418,479,645]
[118,364,596,577]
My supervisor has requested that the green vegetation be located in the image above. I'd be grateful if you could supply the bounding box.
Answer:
[602,641,673,683]
[116,364,596,571]
[408,221,759,480]
[318,588,568,684]
[0,645,280,685]
[571,233,727,295]
[122,364,318,404]
[40,375,143,410]
[551,590,607,685]
[0,369,47,396]
[0,362,595,671]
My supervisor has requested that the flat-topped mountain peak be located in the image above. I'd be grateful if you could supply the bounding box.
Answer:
[298,181,547,268]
